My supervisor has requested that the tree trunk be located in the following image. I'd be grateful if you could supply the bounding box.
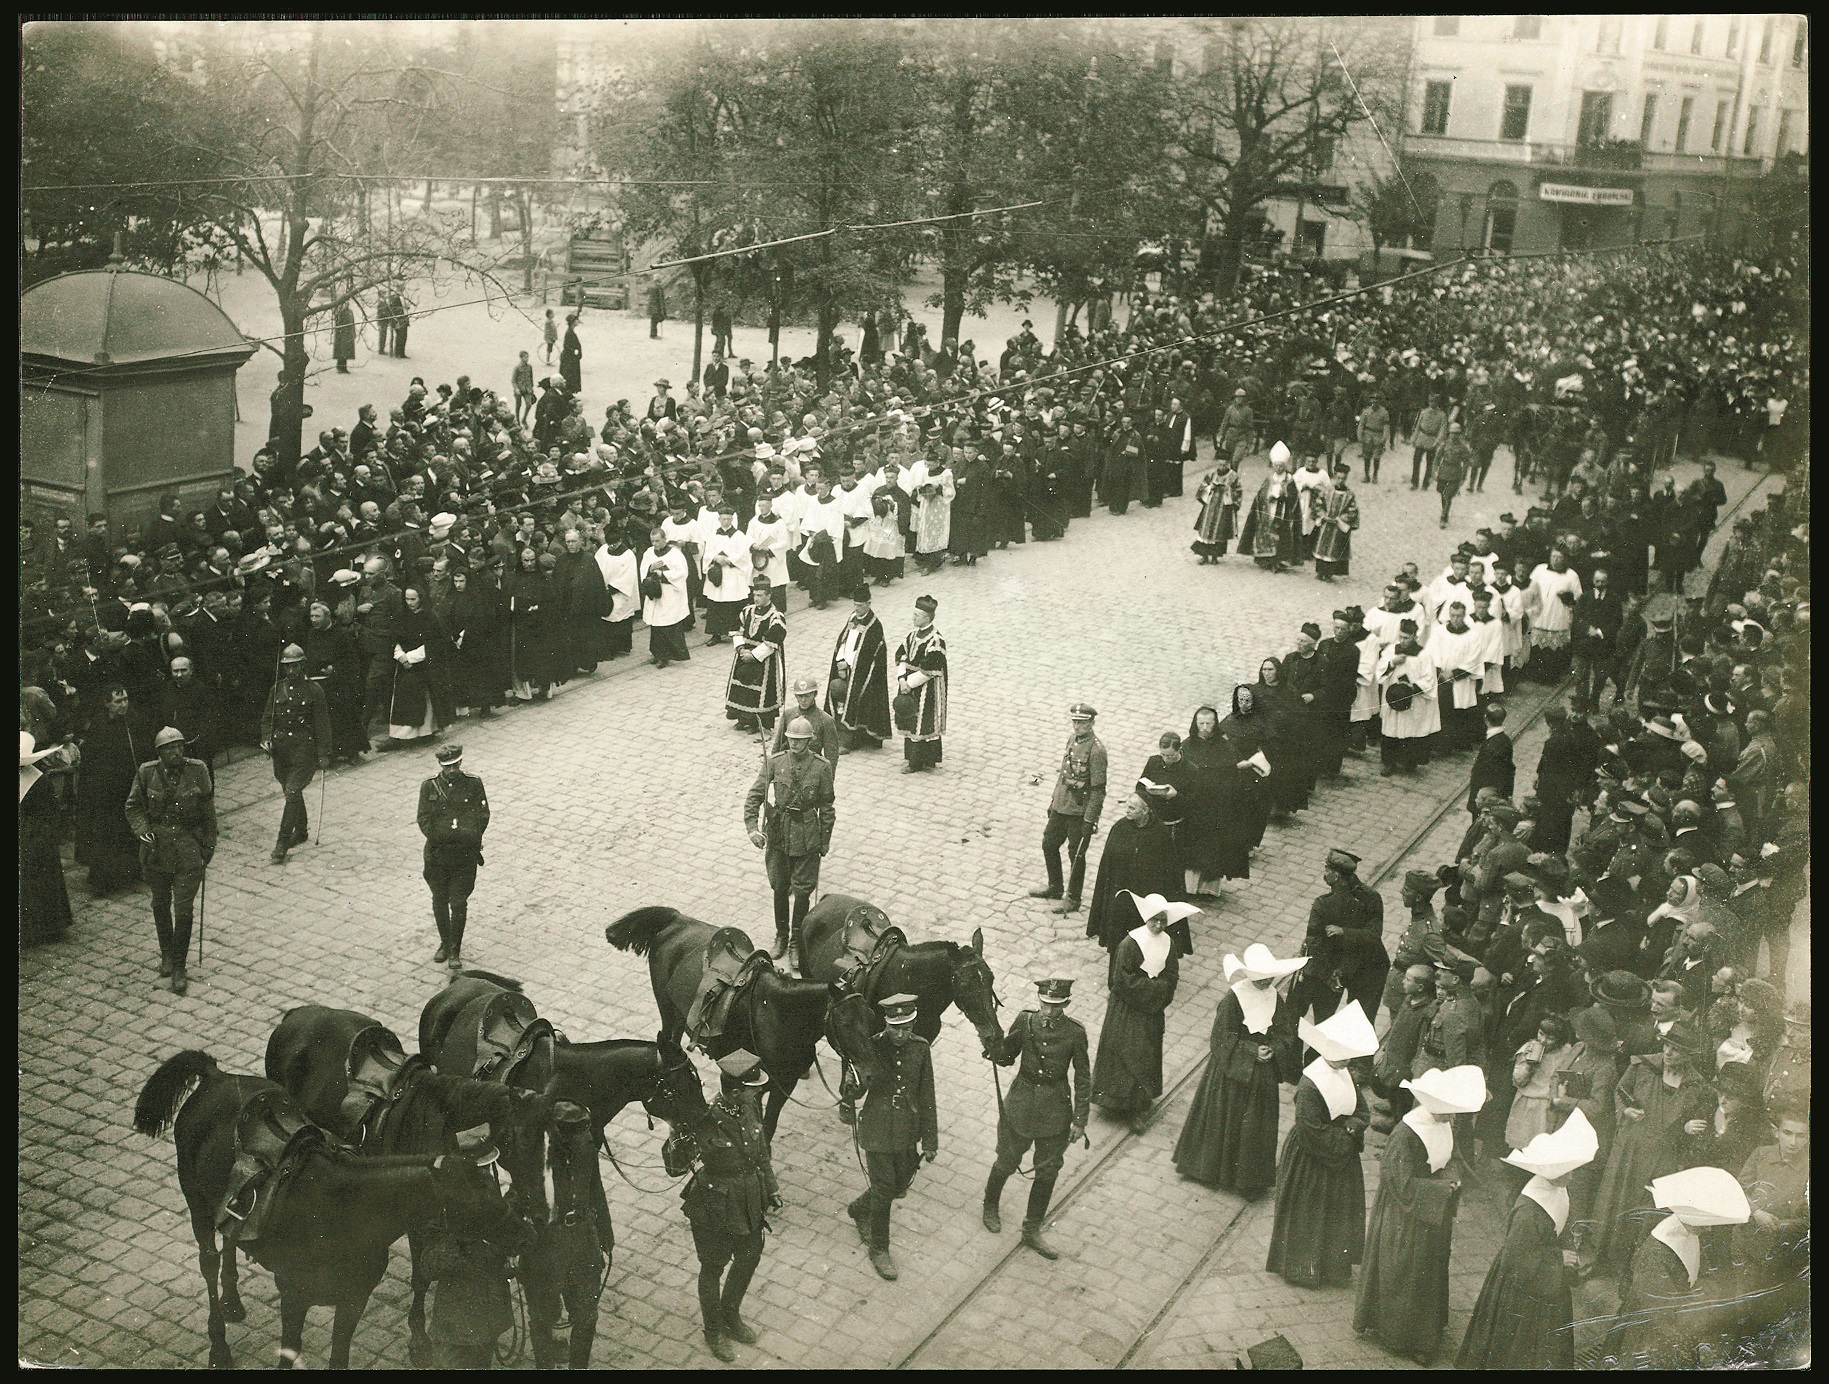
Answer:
[691,266,706,384]
[815,303,839,390]
[470,184,479,243]
[272,307,310,467]
[1208,221,1247,298]
[517,189,535,293]
[424,179,434,213]
[488,186,503,239]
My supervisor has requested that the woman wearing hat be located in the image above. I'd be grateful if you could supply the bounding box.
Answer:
[1458,1110,1600,1368]
[1587,1022,1718,1278]
[1090,891,1194,1133]
[1603,1165,1751,1368]
[1173,945,1305,1194]
[1266,1000,1378,1288]
[20,732,77,945]
[1354,1065,1487,1364]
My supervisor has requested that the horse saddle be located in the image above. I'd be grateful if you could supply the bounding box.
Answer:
[335,1024,418,1141]
[443,990,555,1087]
[218,1087,322,1248]
[686,928,770,1046]
[837,905,906,1002]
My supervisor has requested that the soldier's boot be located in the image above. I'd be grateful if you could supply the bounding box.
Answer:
[1022,1173,1061,1259]
[153,913,176,977]
[699,1277,735,1362]
[867,1197,897,1278]
[789,892,813,973]
[720,1259,759,1345]
[158,950,175,979]
[846,1194,872,1246]
[982,1169,1010,1234]
[771,890,791,959]
[170,963,189,997]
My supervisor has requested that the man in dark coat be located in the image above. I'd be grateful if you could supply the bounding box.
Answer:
[332,300,356,372]
[549,528,609,679]
[847,996,938,1281]
[259,644,331,864]
[1466,700,1515,828]
[74,684,151,895]
[559,314,583,395]
[983,977,1090,1260]
[124,725,217,993]
[1296,848,1388,1024]
[418,743,490,969]
[824,587,892,750]
[158,655,223,771]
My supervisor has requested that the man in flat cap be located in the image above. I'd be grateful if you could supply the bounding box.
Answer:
[982,978,1090,1259]
[848,995,939,1281]
[746,716,836,966]
[125,726,217,995]
[1031,703,1107,915]
[418,743,491,969]
[259,643,330,864]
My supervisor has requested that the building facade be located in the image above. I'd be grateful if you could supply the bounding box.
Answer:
[1405,13,1807,257]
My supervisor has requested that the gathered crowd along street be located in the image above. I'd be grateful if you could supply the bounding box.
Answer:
[20,15,1810,1372]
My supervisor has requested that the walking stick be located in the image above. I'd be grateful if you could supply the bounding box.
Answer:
[316,766,327,846]
[196,872,206,965]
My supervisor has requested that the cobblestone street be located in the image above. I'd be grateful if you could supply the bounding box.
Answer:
[19,446,1774,1369]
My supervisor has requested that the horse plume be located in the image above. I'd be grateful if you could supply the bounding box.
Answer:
[456,968,524,993]
[133,1050,219,1138]
[604,905,683,957]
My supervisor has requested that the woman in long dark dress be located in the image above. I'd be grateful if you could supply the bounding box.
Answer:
[1215,686,1274,852]
[1089,896,1187,1133]
[1177,708,1232,895]
[505,547,558,701]
[73,686,149,895]
[1250,657,1305,819]
[1458,1108,1600,1368]
[20,735,75,944]
[1173,945,1305,1194]
[303,600,370,762]
[447,567,511,717]
[1083,792,1183,953]
[1137,731,1194,893]
[1354,1064,1488,1364]
[1266,1000,1378,1287]
[1603,1167,1750,1369]
[387,586,450,744]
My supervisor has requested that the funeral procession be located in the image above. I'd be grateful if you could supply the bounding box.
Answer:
[20,14,1811,1371]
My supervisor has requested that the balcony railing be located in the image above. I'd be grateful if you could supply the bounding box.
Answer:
[1407,133,1770,178]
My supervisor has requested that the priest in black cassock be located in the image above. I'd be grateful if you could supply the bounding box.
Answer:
[1458,1108,1600,1369]
[1353,1064,1488,1364]
[1173,944,1306,1195]
[1084,792,1183,952]
[1266,1000,1378,1288]
[824,586,892,749]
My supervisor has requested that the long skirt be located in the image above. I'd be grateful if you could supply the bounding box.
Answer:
[703,597,744,639]
[904,736,942,769]
[650,621,690,664]
[19,806,74,944]
[1173,1068,1280,1194]
[1266,1130,1366,1287]
[389,664,440,742]
[726,650,785,729]
[1090,998,1166,1115]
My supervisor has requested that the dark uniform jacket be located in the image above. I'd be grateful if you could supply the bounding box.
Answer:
[744,750,835,858]
[856,1032,939,1154]
[418,770,490,870]
[681,1096,779,1238]
[125,757,218,873]
[989,1010,1090,1138]
[1467,731,1516,812]
[1049,732,1107,822]
[769,702,842,777]
[259,676,331,754]
[1413,992,1486,1076]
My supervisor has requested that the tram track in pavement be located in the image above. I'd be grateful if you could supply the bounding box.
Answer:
[892,463,1775,1371]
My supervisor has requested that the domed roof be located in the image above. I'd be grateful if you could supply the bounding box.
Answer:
[21,269,255,371]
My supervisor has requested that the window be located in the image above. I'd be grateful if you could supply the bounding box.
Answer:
[1676,95,1694,153]
[1298,220,1327,257]
[1776,109,1794,156]
[1421,79,1453,136]
[1310,136,1336,174]
[1514,15,1543,41]
[1744,107,1759,156]
[1759,15,1775,63]
[1578,90,1614,146]
[1596,17,1622,55]
[1691,19,1704,55]
[1484,180,1518,255]
[1793,19,1808,67]
[1639,93,1659,146]
[1500,84,1533,141]
[1727,18,1740,59]
[1654,16,1668,50]
[1433,16,1459,37]
[1712,99,1730,151]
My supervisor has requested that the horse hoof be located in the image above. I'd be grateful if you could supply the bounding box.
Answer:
[220,1297,246,1324]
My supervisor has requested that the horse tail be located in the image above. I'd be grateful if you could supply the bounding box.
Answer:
[604,905,683,958]
[456,968,524,993]
[134,1050,219,1139]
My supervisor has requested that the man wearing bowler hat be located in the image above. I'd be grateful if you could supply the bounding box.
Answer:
[125,726,217,995]
[259,643,330,864]
[847,994,938,1281]
[983,978,1089,1259]
[1031,703,1107,915]
[418,743,491,969]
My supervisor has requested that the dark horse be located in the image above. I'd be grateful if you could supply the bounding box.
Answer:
[265,1000,550,1367]
[799,894,1005,1055]
[605,905,883,1136]
[134,1050,510,1370]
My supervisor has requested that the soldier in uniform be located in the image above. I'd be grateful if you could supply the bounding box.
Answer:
[982,978,1090,1259]
[745,716,837,967]
[1029,703,1108,916]
[417,743,491,969]
[847,995,939,1281]
[679,1049,780,1363]
[770,675,842,775]
[258,643,330,864]
[124,726,218,995]
[1413,947,1485,1161]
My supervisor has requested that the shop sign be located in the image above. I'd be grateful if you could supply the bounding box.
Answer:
[1539,182,1635,206]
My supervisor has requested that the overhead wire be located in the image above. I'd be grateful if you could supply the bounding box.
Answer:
[26,231,1718,631]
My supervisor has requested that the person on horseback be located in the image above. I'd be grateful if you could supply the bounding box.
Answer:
[744,716,836,968]
[679,1049,780,1363]
[982,977,1090,1261]
[847,995,939,1282]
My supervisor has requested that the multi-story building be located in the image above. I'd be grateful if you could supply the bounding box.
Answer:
[1404,13,1808,256]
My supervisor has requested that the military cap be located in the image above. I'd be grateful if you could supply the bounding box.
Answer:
[435,744,464,765]
[881,994,920,1025]
[279,643,306,664]
[1325,847,1361,874]
[790,676,819,695]
[1068,702,1097,720]
[153,726,187,750]
[1403,868,1442,897]
[1036,978,1074,1003]
[1501,871,1537,892]
[717,1049,768,1084]
[785,717,815,739]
